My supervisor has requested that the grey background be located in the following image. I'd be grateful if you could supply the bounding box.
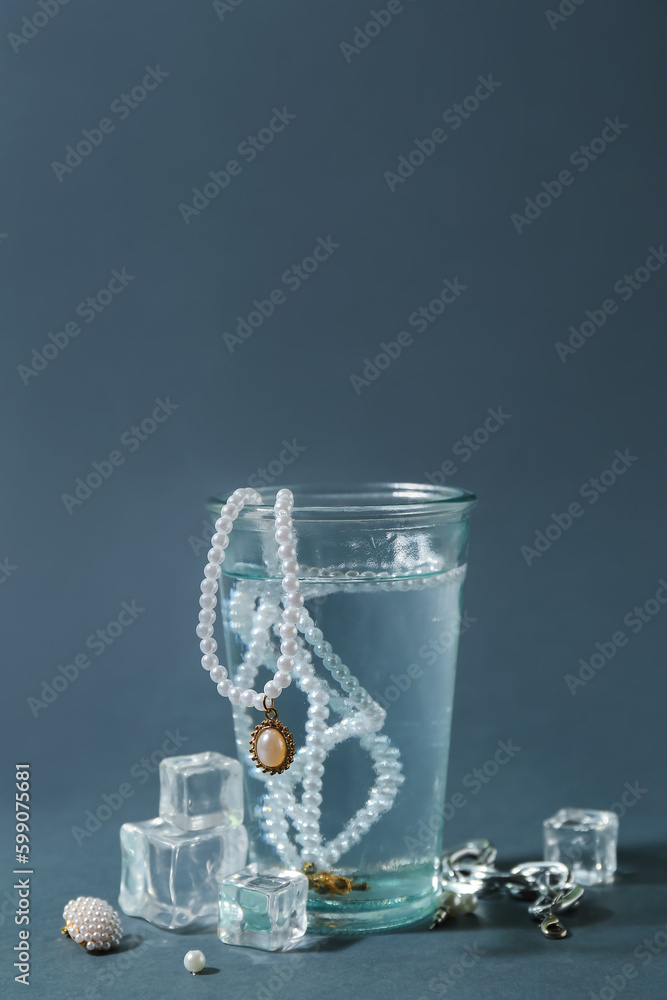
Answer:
[1,0,666,997]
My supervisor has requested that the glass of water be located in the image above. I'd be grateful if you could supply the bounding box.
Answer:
[209,483,476,933]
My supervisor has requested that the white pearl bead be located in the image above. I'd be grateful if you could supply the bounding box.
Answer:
[200,578,218,594]
[196,623,213,639]
[214,516,233,534]
[201,653,217,670]
[203,563,220,580]
[199,638,216,654]
[302,791,322,807]
[274,526,292,543]
[253,691,266,711]
[240,689,255,707]
[285,593,304,608]
[281,558,299,575]
[283,607,300,624]
[276,655,294,672]
[210,666,226,683]
[228,686,241,704]
[217,679,231,697]
[275,672,292,688]
[198,609,215,624]
[264,680,280,700]
[183,950,206,974]
[199,594,216,609]
[207,547,225,565]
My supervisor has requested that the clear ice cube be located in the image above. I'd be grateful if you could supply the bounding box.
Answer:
[218,863,308,951]
[158,751,243,831]
[119,817,248,928]
[543,807,618,886]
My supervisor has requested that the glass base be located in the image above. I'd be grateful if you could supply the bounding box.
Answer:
[306,876,437,934]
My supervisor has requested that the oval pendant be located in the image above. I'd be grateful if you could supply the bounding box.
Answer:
[250,702,295,774]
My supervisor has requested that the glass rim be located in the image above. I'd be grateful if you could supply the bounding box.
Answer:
[207,482,477,519]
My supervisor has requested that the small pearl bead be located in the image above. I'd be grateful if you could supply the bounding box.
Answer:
[279,624,297,639]
[203,563,220,580]
[285,593,304,608]
[199,638,216,654]
[183,950,206,974]
[461,894,478,914]
[283,607,300,624]
[199,594,216,609]
[281,558,298,575]
[282,574,299,593]
[217,679,231,697]
[281,638,299,657]
[201,653,217,670]
[228,686,241,704]
[275,672,292,688]
[196,623,213,639]
[274,526,292,543]
[200,579,217,594]
[207,547,225,565]
[214,516,233,534]
[276,655,294,672]
[210,666,226,683]
[310,705,329,719]
[264,680,280,699]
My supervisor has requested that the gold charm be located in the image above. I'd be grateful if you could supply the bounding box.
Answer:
[302,863,370,895]
[249,699,295,774]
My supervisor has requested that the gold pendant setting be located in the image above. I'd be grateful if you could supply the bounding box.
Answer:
[250,699,295,774]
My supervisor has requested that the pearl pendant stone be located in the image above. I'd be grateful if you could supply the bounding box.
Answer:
[256,727,287,769]
[250,714,295,774]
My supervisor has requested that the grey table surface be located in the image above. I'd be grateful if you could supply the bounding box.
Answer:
[2,0,667,997]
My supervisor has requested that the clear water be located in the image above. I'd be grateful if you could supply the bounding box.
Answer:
[220,566,465,932]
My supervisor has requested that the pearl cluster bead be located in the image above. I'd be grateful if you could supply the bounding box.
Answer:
[62,896,122,951]
[198,488,303,711]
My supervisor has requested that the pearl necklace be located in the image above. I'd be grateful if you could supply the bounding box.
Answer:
[198,487,305,712]
[197,487,404,869]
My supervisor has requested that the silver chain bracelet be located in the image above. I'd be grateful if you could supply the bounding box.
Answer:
[435,839,585,939]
